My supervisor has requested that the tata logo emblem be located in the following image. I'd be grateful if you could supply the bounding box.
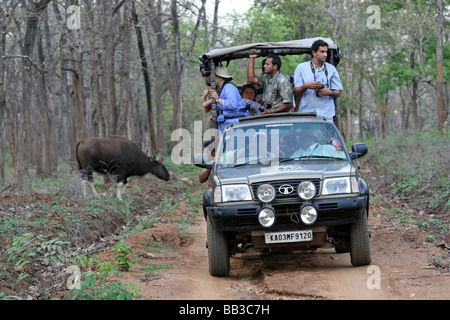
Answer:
[279,184,294,195]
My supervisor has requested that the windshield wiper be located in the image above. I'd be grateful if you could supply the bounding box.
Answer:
[281,155,344,161]
[279,157,300,163]
[231,161,252,168]
[301,155,344,160]
[231,157,277,168]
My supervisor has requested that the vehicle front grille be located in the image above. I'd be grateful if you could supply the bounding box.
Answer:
[236,208,258,215]
[251,179,321,200]
[318,202,339,210]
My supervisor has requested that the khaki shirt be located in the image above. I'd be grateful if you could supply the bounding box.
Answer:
[256,71,293,109]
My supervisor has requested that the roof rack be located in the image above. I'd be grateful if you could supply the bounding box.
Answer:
[199,38,338,62]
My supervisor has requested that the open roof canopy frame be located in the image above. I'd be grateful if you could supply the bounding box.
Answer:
[199,37,341,130]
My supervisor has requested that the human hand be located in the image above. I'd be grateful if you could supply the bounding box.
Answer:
[210,89,219,100]
[249,49,259,59]
[317,84,331,97]
[308,81,323,90]
[260,107,271,115]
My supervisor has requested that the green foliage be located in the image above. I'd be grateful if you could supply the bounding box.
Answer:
[6,233,68,270]
[363,131,449,242]
[422,39,450,79]
[428,256,450,269]
[69,260,139,300]
[261,0,332,40]
[111,240,139,272]
[68,254,139,300]
[139,263,174,282]
[0,292,14,300]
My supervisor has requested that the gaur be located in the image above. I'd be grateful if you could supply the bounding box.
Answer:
[76,136,170,200]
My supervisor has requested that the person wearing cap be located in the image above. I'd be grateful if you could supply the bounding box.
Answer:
[203,66,248,133]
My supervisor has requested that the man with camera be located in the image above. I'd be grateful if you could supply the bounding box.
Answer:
[293,39,343,121]
[247,53,293,114]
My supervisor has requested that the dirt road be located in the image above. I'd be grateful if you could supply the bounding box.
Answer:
[116,207,449,301]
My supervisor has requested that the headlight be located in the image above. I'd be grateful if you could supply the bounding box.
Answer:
[257,184,276,203]
[298,181,316,200]
[300,205,318,225]
[215,184,252,203]
[258,207,276,228]
[322,177,359,195]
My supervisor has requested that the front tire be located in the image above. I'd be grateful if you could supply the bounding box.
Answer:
[207,215,230,276]
[350,211,372,266]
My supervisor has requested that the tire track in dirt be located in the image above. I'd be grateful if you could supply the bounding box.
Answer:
[119,210,449,300]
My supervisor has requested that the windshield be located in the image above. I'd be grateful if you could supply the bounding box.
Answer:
[216,122,346,168]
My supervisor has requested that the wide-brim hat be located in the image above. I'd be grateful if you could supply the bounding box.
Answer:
[215,67,233,80]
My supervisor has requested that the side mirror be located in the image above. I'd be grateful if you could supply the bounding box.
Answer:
[349,143,368,160]
[193,154,213,169]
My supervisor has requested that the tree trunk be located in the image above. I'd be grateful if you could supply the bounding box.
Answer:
[117,0,133,138]
[14,0,52,185]
[68,30,86,142]
[34,22,55,177]
[376,96,389,139]
[436,0,446,132]
[170,0,183,131]
[357,79,363,140]
[168,0,206,132]
[409,50,422,131]
[147,0,166,153]
[411,79,421,131]
[85,0,105,137]
[147,27,166,154]
[132,1,157,153]
[400,86,410,132]
[103,1,118,135]
[0,22,5,183]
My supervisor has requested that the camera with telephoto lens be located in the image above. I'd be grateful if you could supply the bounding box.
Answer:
[259,101,272,113]
[316,83,325,97]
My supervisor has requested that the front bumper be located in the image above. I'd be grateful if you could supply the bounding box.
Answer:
[206,196,367,232]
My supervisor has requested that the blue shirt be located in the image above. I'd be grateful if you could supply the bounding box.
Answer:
[217,83,247,133]
[294,61,343,119]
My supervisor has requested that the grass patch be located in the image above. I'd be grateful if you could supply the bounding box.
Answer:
[363,130,449,245]
[139,263,174,282]
[363,131,449,211]
[0,156,204,299]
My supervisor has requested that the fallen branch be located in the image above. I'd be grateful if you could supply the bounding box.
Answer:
[0,180,14,193]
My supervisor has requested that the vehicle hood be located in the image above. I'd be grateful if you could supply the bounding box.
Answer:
[216,161,353,185]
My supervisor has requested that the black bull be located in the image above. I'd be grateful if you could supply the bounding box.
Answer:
[76,136,170,200]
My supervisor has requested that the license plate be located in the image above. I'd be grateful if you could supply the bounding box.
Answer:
[265,230,313,244]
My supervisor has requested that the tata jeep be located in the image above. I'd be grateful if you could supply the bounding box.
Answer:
[195,113,370,277]
[196,38,370,277]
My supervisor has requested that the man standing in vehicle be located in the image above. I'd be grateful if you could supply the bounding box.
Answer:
[293,39,343,122]
[247,53,293,114]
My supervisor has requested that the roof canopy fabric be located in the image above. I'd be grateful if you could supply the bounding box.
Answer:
[199,37,338,62]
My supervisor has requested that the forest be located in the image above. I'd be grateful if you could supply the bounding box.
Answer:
[0,0,448,187]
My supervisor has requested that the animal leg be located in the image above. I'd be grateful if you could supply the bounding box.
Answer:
[81,180,88,198]
[80,166,100,198]
[117,182,127,201]
[82,179,99,198]
[88,181,100,198]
